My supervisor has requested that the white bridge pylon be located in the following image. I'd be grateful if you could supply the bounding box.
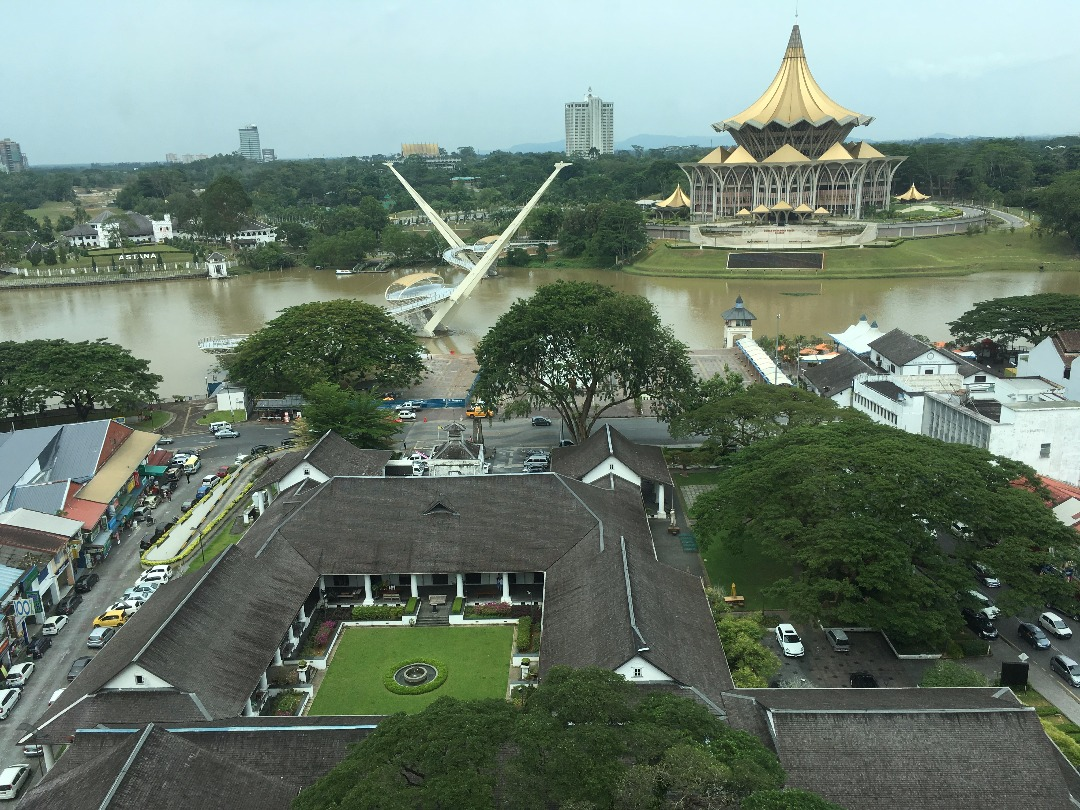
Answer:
[384,161,570,337]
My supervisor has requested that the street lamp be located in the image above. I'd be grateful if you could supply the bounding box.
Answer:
[774,314,780,384]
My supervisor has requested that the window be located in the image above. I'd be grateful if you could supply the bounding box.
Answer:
[633,668,642,678]
[975,375,987,383]
[1041,443,1051,458]
[135,675,144,685]
[924,369,934,375]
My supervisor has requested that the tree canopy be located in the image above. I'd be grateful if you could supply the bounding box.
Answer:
[1038,170,1080,247]
[300,382,401,449]
[292,666,823,810]
[224,300,425,397]
[0,339,161,420]
[690,420,1073,647]
[473,281,696,441]
[947,293,1080,346]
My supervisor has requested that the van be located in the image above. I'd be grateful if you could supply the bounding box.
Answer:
[0,687,20,719]
[87,626,116,648]
[0,764,30,799]
[826,628,851,653]
[209,421,232,433]
[183,456,201,474]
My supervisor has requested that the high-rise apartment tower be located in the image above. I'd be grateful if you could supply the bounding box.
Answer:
[564,90,613,157]
[238,125,262,161]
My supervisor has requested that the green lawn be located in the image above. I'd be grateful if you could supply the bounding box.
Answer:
[630,230,1078,279]
[309,626,514,715]
[188,517,247,573]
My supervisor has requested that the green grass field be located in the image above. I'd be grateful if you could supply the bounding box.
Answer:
[188,517,247,573]
[630,230,1078,279]
[309,626,515,715]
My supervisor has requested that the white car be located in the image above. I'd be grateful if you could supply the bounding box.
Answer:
[3,662,34,687]
[214,428,240,438]
[966,590,1000,619]
[1041,611,1073,639]
[396,409,417,421]
[42,615,68,636]
[138,568,171,586]
[775,623,805,657]
[109,598,145,614]
[124,583,160,600]
[0,764,30,800]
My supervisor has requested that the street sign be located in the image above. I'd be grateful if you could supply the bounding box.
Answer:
[12,599,33,618]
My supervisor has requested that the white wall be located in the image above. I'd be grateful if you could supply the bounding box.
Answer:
[615,655,671,683]
[1018,339,1080,401]
[582,457,641,487]
[103,663,175,690]
[278,463,329,492]
[989,404,1080,485]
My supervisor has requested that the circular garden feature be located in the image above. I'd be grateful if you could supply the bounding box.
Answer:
[385,659,447,695]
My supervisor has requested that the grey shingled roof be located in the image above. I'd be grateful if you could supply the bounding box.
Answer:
[551,424,673,486]
[253,430,391,490]
[803,351,875,395]
[9,480,71,513]
[869,328,933,367]
[32,691,214,744]
[863,379,908,402]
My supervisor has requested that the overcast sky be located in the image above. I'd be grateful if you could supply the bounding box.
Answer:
[8,0,1079,165]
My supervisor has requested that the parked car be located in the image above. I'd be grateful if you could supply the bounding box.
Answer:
[124,582,160,600]
[849,671,879,688]
[200,475,219,488]
[154,435,174,445]
[109,598,144,614]
[971,562,1001,588]
[48,687,64,706]
[0,764,31,799]
[42,615,69,636]
[140,565,172,583]
[67,656,92,682]
[208,421,233,434]
[961,607,998,640]
[3,662,34,688]
[964,590,1000,619]
[775,623,805,657]
[164,465,183,482]
[465,406,493,418]
[22,744,42,758]
[93,609,130,628]
[401,400,425,410]
[951,520,973,538]
[531,416,552,426]
[396,409,417,421]
[559,439,575,447]
[250,445,272,456]
[27,635,52,659]
[1017,622,1051,649]
[74,572,99,593]
[216,465,230,478]
[281,438,297,448]
[0,687,21,719]
[1040,611,1073,639]
[87,627,116,648]
[142,494,161,510]
[1051,654,1080,687]
[214,428,240,439]
[56,592,82,614]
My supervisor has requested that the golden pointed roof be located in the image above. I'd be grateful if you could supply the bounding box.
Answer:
[716,26,871,131]
[735,208,752,216]
[794,203,814,213]
[895,183,931,201]
[771,200,794,211]
[813,206,830,214]
[763,144,811,163]
[819,142,854,161]
[851,141,885,159]
[656,184,692,209]
[752,204,771,214]
[723,145,758,164]
[698,145,730,164]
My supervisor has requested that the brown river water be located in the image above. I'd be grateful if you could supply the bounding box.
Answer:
[1,266,1078,397]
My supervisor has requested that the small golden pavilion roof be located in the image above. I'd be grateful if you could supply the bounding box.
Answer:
[735,208,752,217]
[895,183,931,201]
[794,203,814,213]
[771,200,794,211]
[763,144,811,163]
[752,204,771,214]
[813,206,830,215]
[715,25,871,132]
[723,145,758,164]
[655,184,692,209]
[698,146,730,164]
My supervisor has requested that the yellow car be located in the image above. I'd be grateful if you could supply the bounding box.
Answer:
[465,406,493,418]
[92,609,130,628]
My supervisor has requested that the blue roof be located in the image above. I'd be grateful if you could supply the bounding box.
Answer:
[0,420,113,511]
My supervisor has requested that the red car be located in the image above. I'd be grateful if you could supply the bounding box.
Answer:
[216,466,230,478]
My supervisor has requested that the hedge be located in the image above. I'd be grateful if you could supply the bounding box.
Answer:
[405,597,418,614]
[516,616,533,653]
[383,659,448,696]
[351,604,404,621]
[451,597,463,614]
[1045,723,1080,767]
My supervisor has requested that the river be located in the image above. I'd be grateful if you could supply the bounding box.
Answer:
[2,266,1078,397]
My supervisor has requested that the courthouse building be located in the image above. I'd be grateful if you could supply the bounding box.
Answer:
[681,26,904,220]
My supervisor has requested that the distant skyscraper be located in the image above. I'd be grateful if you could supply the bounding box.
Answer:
[0,139,27,173]
[238,125,262,161]
[564,90,614,157]
[261,148,276,162]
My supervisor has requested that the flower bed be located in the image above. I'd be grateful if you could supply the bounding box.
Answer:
[265,688,306,716]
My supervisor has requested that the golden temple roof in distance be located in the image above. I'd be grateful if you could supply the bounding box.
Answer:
[699,145,730,164]
[819,142,854,161]
[715,25,872,132]
[850,141,885,159]
[724,145,758,164]
[763,144,810,163]
[895,183,931,201]
[752,204,771,214]
[656,184,692,208]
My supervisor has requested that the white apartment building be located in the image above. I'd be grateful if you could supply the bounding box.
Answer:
[565,89,614,156]
[1016,331,1080,401]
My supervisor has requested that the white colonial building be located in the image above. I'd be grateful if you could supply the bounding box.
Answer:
[1017,331,1080,402]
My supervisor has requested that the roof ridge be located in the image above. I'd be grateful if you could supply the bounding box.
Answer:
[99,722,155,809]
[619,536,648,651]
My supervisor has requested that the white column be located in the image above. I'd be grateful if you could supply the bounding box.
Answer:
[501,574,511,604]
[297,605,307,623]
[410,574,419,598]
[456,573,464,600]
[42,744,55,772]
[273,648,282,666]
[287,626,297,646]
[363,574,374,605]
[654,483,667,519]
[259,672,268,691]
[244,698,255,717]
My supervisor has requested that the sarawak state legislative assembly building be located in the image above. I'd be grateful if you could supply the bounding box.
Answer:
[681,25,905,221]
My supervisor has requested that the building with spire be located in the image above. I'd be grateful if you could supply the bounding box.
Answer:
[565,89,614,157]
[681,26,904,220]
[721,295,756,348]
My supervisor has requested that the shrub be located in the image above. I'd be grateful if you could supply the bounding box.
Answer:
[516,616,533,652]
[465,601,513,618]
[312,620,336,649]
[271,689,305,716]
[1045,723,1080,767]
[919,660,989,688]
[956,637,991,658]
[451,597,463,614]
[383,659,448,696]
[351,605,404,621]
[405,596,418,614]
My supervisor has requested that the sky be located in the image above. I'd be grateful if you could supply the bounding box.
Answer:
[7,0,1080,165]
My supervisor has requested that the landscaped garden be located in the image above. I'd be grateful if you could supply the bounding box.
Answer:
[308,626,515,715]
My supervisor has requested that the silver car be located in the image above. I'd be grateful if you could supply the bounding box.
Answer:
[1051,654,1080,687]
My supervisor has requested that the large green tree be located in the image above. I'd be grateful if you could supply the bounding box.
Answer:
[473,281,696,441]
[947,293,1080,346]
[1,339,162,420]
[200,175,252,237]
[293,666,801,810]
[225,299,425,397]
[691,420,1073,647]
[300,382,400,449]
[1038,170,1080,246]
